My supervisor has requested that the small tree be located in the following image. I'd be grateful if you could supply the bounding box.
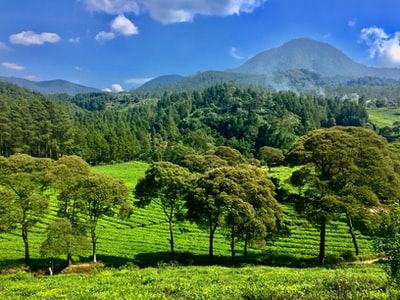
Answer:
[0,154,53,266]
[41,218,90,266]
[48,155,92,264]
[77,173,131,263]
[257,146,285,171]
[375,204,400,284]
[134,162,194,261]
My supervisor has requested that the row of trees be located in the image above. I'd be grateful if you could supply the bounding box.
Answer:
[2,127,400,278]
[0,154,131,266]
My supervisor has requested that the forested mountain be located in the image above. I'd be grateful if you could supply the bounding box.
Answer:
[232,38,400,79]
[0,81,371,165]
[137,38,400,95]
[0,76,99,95]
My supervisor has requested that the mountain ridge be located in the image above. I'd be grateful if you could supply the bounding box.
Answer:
[0,76,99,95]
[139,38,400,93]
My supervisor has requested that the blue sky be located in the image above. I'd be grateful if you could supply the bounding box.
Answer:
[1,0,399,91]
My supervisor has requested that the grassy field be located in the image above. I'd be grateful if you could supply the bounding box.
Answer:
[0,263,391,299]
[367,107,400,128]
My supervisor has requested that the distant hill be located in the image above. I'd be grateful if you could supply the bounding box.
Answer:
[138,38,400,94]
[0,76,99,95]
[140,74,184,89]
[232,38,400,79]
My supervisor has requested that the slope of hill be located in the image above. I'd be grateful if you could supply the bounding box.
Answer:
[138,38,400,94]
[0,76,99,95]
[232,38,400,80]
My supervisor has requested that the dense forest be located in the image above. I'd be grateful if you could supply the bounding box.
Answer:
[0,81,375,165]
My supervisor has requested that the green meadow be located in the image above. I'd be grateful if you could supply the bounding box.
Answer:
[367,107,400,128]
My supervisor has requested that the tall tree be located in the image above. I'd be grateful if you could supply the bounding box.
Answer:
[0,154,53,266]
[286,126,400,263]
[134,162,194,261]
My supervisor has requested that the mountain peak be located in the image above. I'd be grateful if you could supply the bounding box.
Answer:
[232,38,370,78]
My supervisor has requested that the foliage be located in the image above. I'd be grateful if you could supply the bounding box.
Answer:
[286,126,400,263]
[257,146,285,170]
[0,82,74,159]
[134,162,195,261]
[374,204,400,284]
[0,154,54,266]
[76,172,131,262]
[40,218,90,265]
[186,164,281,263]
[0,264,391,299]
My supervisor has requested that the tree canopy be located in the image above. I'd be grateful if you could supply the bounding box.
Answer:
[286,126,400,263]
[134,162,195,261]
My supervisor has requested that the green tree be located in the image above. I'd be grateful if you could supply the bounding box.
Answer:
[40,218,91,266]
[257,146,285,171]
[134,162,194,261]
[0,154,53,266]
[286,127,400,263]
[374,205,400,284]
[186,164,281,263]
[48,155,92,264]
[77,173,131,262]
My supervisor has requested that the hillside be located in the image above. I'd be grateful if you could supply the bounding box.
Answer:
[0,76,99,95]
[232,38,400,79]
[137,38,400,94]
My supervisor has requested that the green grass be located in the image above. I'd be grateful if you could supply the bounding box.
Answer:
[367,107,400,128]
[0,264,392,299]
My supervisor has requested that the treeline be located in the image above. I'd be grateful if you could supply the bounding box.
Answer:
[0,82,74,159]
[0,81,369,164]
[73,82,368,163]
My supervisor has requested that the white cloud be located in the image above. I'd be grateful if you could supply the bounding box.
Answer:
[111,15,138,35]
[230,47,244,60]
[9,31,61,46]
[96,15,138,41]
[83,0,266,23]
[125,77,153,84]
[360,27,400,67]
[69,37,81,43]
[348,18,357,28]
[95,31,116,41]
[2,62,25,70]
[112,84,124,92]
[102,88,112,92]
[84,0,140,15]
[0,42,11,50]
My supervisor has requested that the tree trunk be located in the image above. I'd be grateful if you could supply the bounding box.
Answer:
[243,232,249,262]
[209,222,217,264]
[91,229,97,263]
[319,219,326,264]
[67,243,73,266]
[169,218,175,262]
[22,224,30,267]
[346,212,359,256]
[231,229,236,263]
